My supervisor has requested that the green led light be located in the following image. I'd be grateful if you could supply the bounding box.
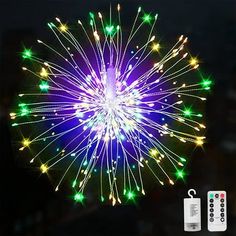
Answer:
[47,22,56,29]
[126,190,135,200]
[22,49,32,59]
[39,81,49,92]
[74,192,85,203]
[101,196,105,202]
[72,180,76,188]
[89,12,95,19]
[105,25,115,35]
[183,108,192,117]
[175,169,186,180]
[142,13,152,23]
[19,104,30,116]
[19,103,26,107]
[12,123,18,127]
[199,78,213,91]
[180,157,187,162]
[21,108,30,116]
[201,79,212,89]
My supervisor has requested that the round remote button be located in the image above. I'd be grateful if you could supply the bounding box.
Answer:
[221,203,224,207]
[220,193,225,198]
[215,194,219,198]
[210,213,214,217]
[210,208,214,212]
[210,204,214,207]
[210,199,214,202]
[221,213,224,217]
[221,208,224,212]
[210,218,214,222]
[221,199,224,202]
[220,218,225,222]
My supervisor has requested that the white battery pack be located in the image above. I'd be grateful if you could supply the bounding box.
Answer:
[184,189,201,232]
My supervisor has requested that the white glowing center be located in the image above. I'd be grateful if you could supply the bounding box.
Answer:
[105,66,117,100]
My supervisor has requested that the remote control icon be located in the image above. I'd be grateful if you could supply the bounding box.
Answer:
[207,191,227,232]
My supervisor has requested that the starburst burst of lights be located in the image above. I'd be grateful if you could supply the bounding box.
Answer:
[11,4,212,205]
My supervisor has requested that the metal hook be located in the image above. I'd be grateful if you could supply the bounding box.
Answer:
[188,189,197,198]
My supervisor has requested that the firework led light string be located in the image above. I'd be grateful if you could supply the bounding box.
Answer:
[11,5,212,205]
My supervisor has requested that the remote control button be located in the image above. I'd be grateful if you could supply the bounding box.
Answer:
[220,193,225,198]
[210,213,214,217]
[210,199,214,202]
[221,213,224,217]
[210,218,214,222]
[220,218,225,222]
[210,204,214,207]
[220,199,224,202]
[210,208,214,212]
[221,208,224,212]
[209,193,214,198]
[215,194,219,198]
[220,203,224,207]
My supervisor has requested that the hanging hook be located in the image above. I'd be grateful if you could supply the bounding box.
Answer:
[188,189,197,198]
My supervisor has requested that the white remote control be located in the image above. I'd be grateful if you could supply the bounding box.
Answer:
[207,191,227,232]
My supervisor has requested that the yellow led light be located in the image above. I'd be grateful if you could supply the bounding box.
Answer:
[104,134,110,142]
[189,57,198,66]
[183,37,188,43]
[40,164,48,173]
[22,139,31,147]
[10,113,16,119]
[126,99,134,105]
[178,162,184,167]
[93,31,100,41]
[112,197,116,206]
[195,138,204,146]
[180,138,186,143]
[40,68,48,78]
[98,12,102,19]
[152,43,160,52]
[19,139,31,151]
[199,124,206,129]
[117,4,121,11]
[150,149,158,156]
[179,35,184,42]
[150,36,155,42]
[81,103,89,108]
[59,24,68,32]
[112,120,118,128]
